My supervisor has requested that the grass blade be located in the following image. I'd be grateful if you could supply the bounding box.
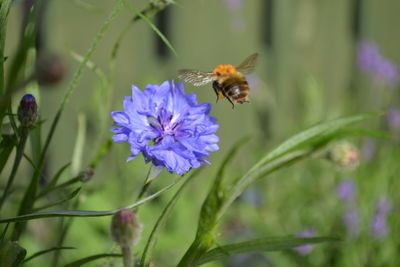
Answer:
[122,0,177,56]
[63,253,121,267]
[139,168,202,267]
[249,112,381,173]
[0,134,16,175]
[32,187,81,212]
[195,236,339,266]
[217,113,382,221]
[12,0,124,241]
[23,247,75,263]
[0,176,183,223]
[71,113,86,176]
[178,138,250,267]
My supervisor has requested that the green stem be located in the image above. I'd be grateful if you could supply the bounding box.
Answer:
[0,0,13,137]
[135,165,163,209]
[0,127,29,211]
[11,0,124,241]
[121,245,132,267]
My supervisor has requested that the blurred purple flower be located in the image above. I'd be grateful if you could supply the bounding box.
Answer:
[111,81,219,175]
[357,41,400,87]
[386,108,400,131]
[370,197,392,240]
[336,179,356,203]
[224,0,242,11]
[293,228,315,256]
[361,138,376,162]
[343,208,360,238]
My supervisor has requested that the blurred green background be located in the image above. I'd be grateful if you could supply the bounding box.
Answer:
[3,0,400,266]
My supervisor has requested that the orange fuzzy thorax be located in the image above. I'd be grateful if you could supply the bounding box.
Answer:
[212,64,237,78]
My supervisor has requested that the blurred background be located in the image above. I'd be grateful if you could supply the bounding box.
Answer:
[3,0,400,266]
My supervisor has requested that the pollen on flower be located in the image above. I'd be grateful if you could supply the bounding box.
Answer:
[110,80,219,175]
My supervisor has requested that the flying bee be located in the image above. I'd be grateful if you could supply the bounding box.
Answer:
[178,53,259,108]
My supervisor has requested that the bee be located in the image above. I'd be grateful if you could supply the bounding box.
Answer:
[178,53,259,108]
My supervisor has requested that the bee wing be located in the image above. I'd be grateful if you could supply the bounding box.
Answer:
[236,53,259,74]
[178,69,214,86]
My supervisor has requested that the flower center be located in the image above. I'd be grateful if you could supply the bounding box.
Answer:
[149,108,180,144]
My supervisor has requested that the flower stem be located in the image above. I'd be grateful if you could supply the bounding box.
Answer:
[122,245,133,267]
[135,165,163,203]
[0,127,29,211]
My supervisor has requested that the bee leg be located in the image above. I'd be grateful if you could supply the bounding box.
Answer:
[212,81,220,103]
[220,89,235,109]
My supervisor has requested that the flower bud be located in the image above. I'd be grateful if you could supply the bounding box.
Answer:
[17,94,38,128]
[35,54,65,86]
[111,209,142,248]
[78,168,94,183]
[327,141,359,170]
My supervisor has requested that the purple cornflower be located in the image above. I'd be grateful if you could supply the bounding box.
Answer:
[343,208,360,238]
[336,179,356,203]
[111,81,219,175]
[370,197,392,240]
[293,228,315,256]
[357,41,400,87]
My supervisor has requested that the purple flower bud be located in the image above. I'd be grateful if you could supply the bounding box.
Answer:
[111,209,142,248]
[17,94,38,128]
[293,228,315,256]
[36,54,65,86]
[343,208,360,238]
[336,179,356,203]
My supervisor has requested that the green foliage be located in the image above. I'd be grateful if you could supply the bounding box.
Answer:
[0,239,26,267]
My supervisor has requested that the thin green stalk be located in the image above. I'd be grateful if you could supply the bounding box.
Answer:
[11,0,124,241]
[0,0,13,95]
[0,127,29,211]
[121,246,132,267]
[0,0,13,137]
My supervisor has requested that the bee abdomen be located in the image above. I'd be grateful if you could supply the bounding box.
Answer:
[223,79,249,102]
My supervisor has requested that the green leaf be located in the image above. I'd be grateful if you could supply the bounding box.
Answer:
[23,246,75,263]
[195,236,339,266]
[177,138,250,267]
[0,0,13,96]
[139,169,202,267]
[198,137,250,235]
[0,134,16,175]
[63,253,122,267]
[249,113,381,173]
[32,187,81,212]
[122,0,177,56]
[218,113,382,221]
[0,176,182,223]
[71,113,86,176]
[0,239,27,267]
[36,162,71,199]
